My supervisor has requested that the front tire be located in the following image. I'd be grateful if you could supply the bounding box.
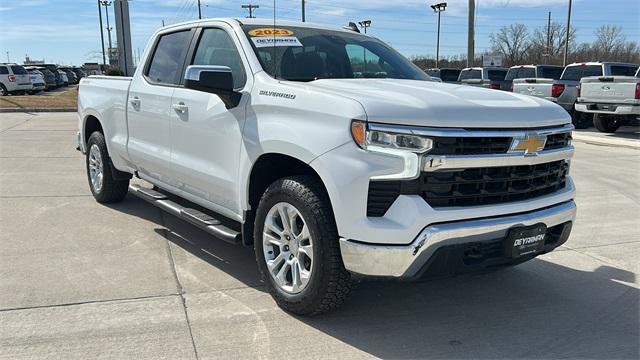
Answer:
[86,131,130,203]
[593,114,622,133]
[254,176,353,316]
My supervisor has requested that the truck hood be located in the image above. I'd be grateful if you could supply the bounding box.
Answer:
[304,79,570,128]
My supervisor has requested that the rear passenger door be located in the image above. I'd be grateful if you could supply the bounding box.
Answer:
[127,28,194,187]
[170,26,251,215]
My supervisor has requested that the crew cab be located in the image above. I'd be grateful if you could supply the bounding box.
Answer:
[77,19,576,315]
[509,64,564,92]
[574,67,640,133]
[458,67,509,90]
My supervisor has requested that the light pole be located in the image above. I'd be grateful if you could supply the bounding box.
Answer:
[302,0,306,22]
[97,0,107,66]
[101,1,113,65]
[430,2,447,69]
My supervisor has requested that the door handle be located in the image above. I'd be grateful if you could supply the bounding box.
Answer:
[129,96,141,108]
[172,102,188,113]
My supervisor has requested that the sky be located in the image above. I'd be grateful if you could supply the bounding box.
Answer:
[0,0,638,66]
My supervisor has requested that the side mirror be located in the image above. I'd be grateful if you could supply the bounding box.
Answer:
[184,65,240,109]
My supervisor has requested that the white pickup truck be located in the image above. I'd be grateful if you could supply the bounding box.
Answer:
[575,67,640,133]
[77,18,576,315]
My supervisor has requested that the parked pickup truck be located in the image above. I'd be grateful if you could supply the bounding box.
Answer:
[507,64,564,92]
[77,18,577,315]
[575,67,640,133]
[512,62,639,129]
[458,67,509,90]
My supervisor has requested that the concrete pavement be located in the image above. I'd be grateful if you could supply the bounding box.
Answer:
[0,113,638,359]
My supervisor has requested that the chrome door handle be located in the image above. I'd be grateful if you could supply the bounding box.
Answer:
[129,96,141,108]
[172,102,188,113]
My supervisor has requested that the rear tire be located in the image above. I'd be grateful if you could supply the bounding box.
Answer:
[571,110,592,129]
[86,131,130,203]
[254,176,353,316]
[593,114,622,133]
[0,84,7,96]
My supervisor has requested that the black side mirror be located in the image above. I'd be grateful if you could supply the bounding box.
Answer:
[184,65,241,109]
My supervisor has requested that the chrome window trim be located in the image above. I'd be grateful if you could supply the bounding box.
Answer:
[367,123,574,138]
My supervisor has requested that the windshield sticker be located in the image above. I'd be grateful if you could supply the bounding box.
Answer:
[252,36,303,48]
[248,28,294,37]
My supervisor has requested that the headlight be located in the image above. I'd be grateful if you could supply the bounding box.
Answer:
[351,120,433,153]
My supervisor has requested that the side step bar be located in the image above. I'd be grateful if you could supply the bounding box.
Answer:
[129,184,241,244]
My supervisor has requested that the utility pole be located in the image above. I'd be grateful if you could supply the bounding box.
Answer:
[98,0,107,66]
[467,0,474,67]
[5,51,9,63]
[197,0,202,19]
[563,0,572,66]
[430,2,447,69]
[241,3,259,18]
[546,12,551,62]
[301,0,306,22]
[102,1,113,65]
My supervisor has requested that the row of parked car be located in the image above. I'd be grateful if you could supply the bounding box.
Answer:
[0,63,88,96]
[425,62,640,132]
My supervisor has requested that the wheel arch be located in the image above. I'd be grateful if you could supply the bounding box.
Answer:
[242,152,334,246]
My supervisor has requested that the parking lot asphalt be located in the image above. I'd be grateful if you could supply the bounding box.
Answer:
[0,112,638,359]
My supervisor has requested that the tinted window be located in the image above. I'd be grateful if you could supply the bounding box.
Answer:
[10,66,27,75]
[561,65,602,81]
[0,66,8,75]
[505,67,535,80]
[192,28,247,89]
[610,65,638,76]
[487,69,507,81]
[439,69,460,82]
[147,30,192,85]
[242,25,429,82]
[459,69,481,80]
[538,66,563,79]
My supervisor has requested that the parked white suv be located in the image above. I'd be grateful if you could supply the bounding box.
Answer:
[77,19,576,315]
[0,63,33,96]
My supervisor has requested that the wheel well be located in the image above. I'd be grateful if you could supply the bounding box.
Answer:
[84,115,103,145]
[243,153,330,245]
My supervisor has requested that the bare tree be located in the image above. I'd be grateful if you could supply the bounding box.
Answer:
[593,25,627,60]
[528,22,576,65]
[490,23,532,66]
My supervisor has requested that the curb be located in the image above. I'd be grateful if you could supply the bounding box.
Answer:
[0,108,76,113]
[572,133,639,150]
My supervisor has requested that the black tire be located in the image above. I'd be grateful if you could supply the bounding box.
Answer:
[571,110,592,129]
[593,114,621,133]
[254,176,353,316]
[86,131,130,203]
[0,84,7,96]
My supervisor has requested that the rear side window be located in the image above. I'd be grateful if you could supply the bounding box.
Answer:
[487,69,507,81]
[11,66,27,75]
[538,67,563,80]
[146,30,193,85]
[561,65,602,81]
[505,67,535,80]
[610,65,638,76]
[192,28,247,89]
[459,69,481,81]
[0,66,8,75]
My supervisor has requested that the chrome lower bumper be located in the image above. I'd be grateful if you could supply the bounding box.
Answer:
[339,201,577,278]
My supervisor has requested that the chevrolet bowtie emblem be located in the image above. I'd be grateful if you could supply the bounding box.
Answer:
[510,134,547,156]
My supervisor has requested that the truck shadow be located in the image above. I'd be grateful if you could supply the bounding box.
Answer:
[577,125,640,140]
[108,195,639,359]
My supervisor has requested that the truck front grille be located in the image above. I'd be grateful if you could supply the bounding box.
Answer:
[367,160,569,216]
[429,132,572,155]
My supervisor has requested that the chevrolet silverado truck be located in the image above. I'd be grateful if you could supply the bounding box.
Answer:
[77,19,577,315]
[512,62,639,129]
[575,67,640,133]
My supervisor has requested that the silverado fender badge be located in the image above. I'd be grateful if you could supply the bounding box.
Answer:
[259,90,297,100]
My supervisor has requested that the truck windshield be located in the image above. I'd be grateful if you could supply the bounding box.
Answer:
[459,69,481,80]
[487,69,507,81]
[241,25,429,82]
[561,65,602,81]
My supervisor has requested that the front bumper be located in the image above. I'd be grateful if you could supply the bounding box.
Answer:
[339,200,576,279]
